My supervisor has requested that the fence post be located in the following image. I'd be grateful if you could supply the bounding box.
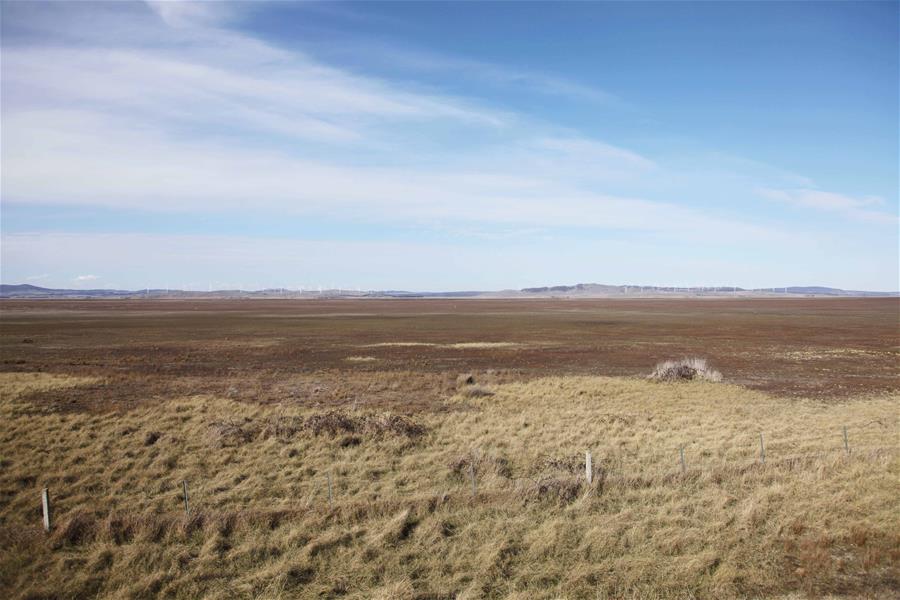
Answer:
[843,426,850,455]
[469,462,477,497]
[327,471,333,509]
[585,451,593,484]
[182,481,189,515]
[759,433,766,465]
[680,446,686,474]
[41,488,51,532]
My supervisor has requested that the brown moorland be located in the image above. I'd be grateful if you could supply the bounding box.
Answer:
[0,298,898,412]
[0,298,897,599]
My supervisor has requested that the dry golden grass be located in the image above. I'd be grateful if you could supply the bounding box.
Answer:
[779,348,900,361]
[1,372,897,599]
[362,342,522,349]
[343,356,378,363]
[362,342,438,347]
[442,342,521,350]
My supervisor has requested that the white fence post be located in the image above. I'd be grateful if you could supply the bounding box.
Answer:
[585,451,593,484]
[41,488,51,532]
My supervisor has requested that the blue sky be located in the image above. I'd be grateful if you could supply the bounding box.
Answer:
[1,1,897,291]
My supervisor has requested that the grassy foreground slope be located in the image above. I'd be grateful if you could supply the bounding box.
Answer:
[1,372,897,599]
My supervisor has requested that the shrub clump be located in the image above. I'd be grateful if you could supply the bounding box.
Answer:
[454,372,495,398]
[360,413,428,438]
[260,415,305,441]
[209,418,257,447]
[300,411,356,437]
[648,358,722,382]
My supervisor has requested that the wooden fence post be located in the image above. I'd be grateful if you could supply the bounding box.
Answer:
[759,433,766,465]
[585,451,593,484]
[41,488,51,532]
[469,462,477,497]
[680,446,686,474]
[843,426,850,455]
[182,481,189,515]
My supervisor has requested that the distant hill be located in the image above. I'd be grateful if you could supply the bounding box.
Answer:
[515,283,897,298]
[1,284,142,298]
[2,283,897,299]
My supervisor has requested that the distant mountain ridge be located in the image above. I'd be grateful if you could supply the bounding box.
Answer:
[1,283,897,299]
[516,283,898,296]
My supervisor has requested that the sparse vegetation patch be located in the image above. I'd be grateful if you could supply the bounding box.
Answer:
[209,409,427,446]
[344,355,377,362]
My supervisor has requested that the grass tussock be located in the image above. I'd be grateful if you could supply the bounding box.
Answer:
[456,373,494,398]
[515,474,584,505]
[649,357,723,382]
[208,409,427,447]
[460,385,494,398]
[448,451,512,480]
[0,371,898,599]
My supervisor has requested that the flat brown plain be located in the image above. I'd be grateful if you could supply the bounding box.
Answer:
[1,297,897,413]
[1,298,898,599]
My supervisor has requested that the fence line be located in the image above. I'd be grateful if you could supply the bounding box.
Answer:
[33,433,898,532]
[69,444,899,502]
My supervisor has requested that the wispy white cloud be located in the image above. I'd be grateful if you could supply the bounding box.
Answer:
[0,0,816,245]
[74,274,100,282]
[2,43,506,145]
[144,0,244,29]
[0,2,778,244]
[1,108,785,244]
[758,188,897,225]
[327,38,620,105]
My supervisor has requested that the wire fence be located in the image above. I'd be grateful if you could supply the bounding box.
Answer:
[33,424,899,532]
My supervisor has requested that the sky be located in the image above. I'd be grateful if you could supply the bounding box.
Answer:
[1,0,898,292]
